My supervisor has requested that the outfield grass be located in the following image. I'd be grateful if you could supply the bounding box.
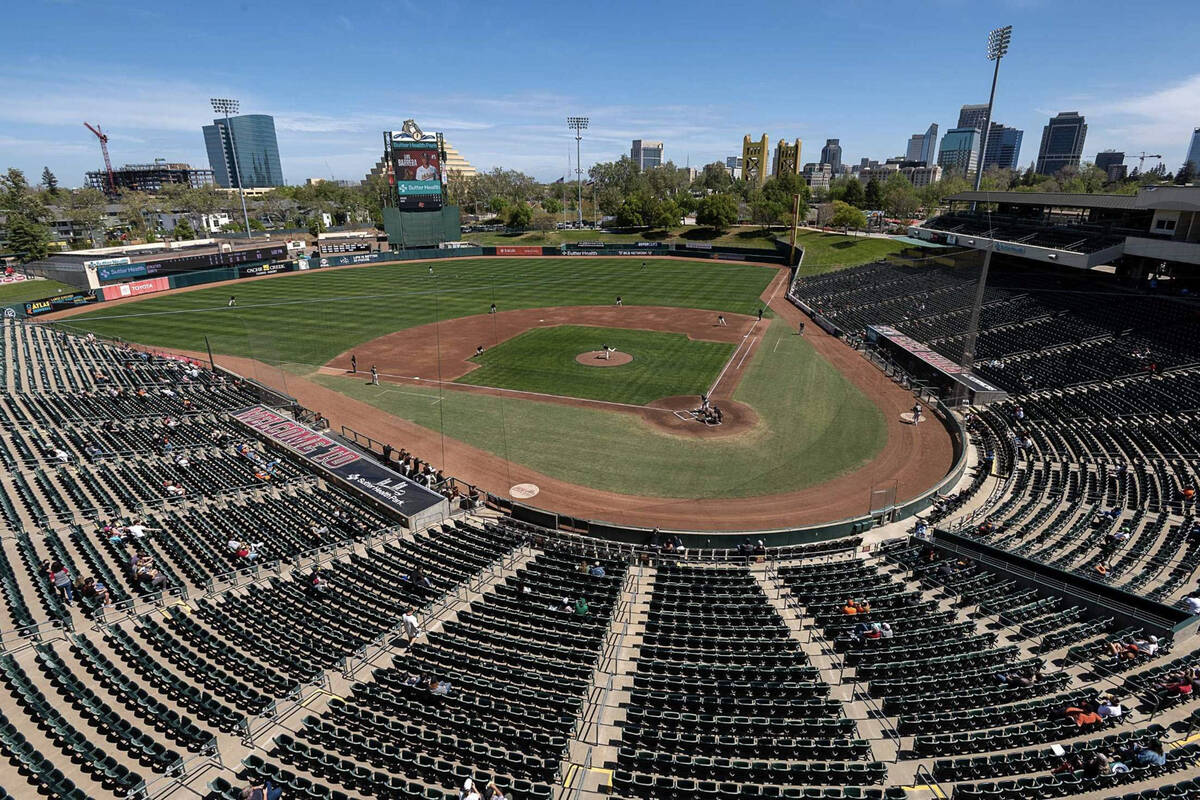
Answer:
[314,318,886,498]
[0,279,77,304]
[793,231,909,275]
[457,326,733,404]
[63,257,776,366]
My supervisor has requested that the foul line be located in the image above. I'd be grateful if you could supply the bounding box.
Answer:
[735,336,756,370]
[707,319,761,397]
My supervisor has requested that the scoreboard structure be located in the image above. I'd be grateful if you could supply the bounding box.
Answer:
[384,119,445,211]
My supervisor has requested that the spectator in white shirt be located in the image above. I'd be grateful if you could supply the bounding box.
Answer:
[1096,697,1123,718]
[1184,596,1200,614]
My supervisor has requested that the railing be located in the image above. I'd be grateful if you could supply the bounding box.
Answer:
[914,763,949,799]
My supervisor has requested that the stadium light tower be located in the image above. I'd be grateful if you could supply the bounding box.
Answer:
[972,25,1012,194]
[211,97,253,237]
[960,25,1012,374]
[567,116,589,227]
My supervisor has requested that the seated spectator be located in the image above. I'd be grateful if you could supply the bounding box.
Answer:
[486,783,505,800]
[1121,740,1166,767]
[1063,705,1103,727]
[558,597,573,613]
[1096,696,1124,718]
[1051,753,1083,775]
[460,778,482,800]
[880,622,894,639]
[589,562,606,577]
[310,569,329,595]
[1083,751,1113,778]
[241,782,283,800]
[1159,672,1193,697]
[1183,596,1200,614]
[411,565,433,588]
[574,597,589,616]
[80,577,112,607]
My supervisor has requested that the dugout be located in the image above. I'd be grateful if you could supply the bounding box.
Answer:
[383,206,462,249]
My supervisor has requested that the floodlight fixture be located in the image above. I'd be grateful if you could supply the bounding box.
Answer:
[987,25,1012,60]
[567,117,589,226]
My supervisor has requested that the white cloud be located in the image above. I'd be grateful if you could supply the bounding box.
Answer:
[1080,73,1200,168]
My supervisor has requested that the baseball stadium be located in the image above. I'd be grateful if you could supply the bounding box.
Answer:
[1,125,1200,800]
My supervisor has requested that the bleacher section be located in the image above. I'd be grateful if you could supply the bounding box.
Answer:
[0,287,1199,800]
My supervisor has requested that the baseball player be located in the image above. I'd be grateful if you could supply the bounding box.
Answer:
[370,365,379,385]
[717,314,727,326]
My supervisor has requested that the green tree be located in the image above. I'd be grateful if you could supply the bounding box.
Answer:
[543,197,563,214]
[614,196,645,227]
[530,210,556,233]
[698,162,734,194]
[172,217,196,240]
[830,200,867,233]
[1174,162,1194,185]
[41,167,58,194]
[646,197,681,229]
[864,177,883,209]
[760,172,810,224]
[67,187,108,246]
[674,192,697,215]
[881,172,920,219]
[696,193,738,231]
[832,177,866,208]
[504,202,533,229]
[307,216,326,237]
[7,215,51,261]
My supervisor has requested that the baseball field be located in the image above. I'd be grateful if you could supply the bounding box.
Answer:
[57,255,952,525]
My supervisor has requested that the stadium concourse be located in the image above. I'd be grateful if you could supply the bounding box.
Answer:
[2,247,1200,800]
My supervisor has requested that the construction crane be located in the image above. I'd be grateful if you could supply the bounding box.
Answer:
[84,122,116,195]
[1131,152,1163,172]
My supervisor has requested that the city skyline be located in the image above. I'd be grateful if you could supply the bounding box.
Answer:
[1,0,1198,186]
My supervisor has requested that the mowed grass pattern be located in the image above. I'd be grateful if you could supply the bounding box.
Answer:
[63,257,776,367]
[315,318,886,498]
[456,326,733,405]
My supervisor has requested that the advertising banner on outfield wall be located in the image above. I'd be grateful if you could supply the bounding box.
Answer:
[101,277,170,301]
[238,262,290,278]
[495,246,542,256]
[231,405,449,526]
[24,291,99,317]
[97,263,149,281]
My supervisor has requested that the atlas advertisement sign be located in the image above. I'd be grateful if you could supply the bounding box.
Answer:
[231,405,448,526]
[388,120,443,211]
[24,291,99,317]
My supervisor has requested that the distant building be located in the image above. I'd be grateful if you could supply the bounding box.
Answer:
[85,162,214,194]
[957,104,990,131]
[982,124,1023,171]
[802,162,833,191]
[902,164,943,187]
[742,134,769,187]
[820,139,843,174]
[1186,128,1200,173]
[202,114,283,188]
[938,127,981,176]
[772,138,802,176]
[1095,151,1126,182]
[906,123,938,165]
[305,178,357,188]
[1036,112,1088,175]
[631,140,664,171]
[725,155,743,179]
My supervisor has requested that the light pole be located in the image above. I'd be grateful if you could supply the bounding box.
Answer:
[211,97,253,238]
[972,25,1012,194]
[567,116,588,228]
[961,25,1012,372]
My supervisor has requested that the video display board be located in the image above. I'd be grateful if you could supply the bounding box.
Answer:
[388,121,444,211]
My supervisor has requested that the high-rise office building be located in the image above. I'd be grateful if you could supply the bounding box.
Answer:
[202,114,284,188]
[982,123,1023,171]
[906,123,938,165]
[85,162,214,194]
[820,139,842,174]
[1095,151,1126,182]
[957,104,990,132]
[937,127,981,176]
[1035,112,1088,176]
[631,140,664,171]
[1186,128,1200,173]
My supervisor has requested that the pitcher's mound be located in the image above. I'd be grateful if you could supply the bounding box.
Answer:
[577,350,633,367]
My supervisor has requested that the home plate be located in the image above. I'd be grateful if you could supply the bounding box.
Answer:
[510,483,540,499]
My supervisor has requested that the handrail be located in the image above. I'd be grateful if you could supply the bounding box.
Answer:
[914,763,949,800]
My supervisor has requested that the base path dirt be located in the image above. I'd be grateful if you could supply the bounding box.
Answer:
[325,305,756,383]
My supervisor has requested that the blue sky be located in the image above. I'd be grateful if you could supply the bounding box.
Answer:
[3,0,1198,187]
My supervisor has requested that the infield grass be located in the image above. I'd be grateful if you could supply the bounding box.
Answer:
[456,325,733,405]
[314,318,886,498]
[63,257,775,366]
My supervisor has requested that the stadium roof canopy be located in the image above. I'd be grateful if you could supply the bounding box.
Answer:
[946,191,1139,210]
